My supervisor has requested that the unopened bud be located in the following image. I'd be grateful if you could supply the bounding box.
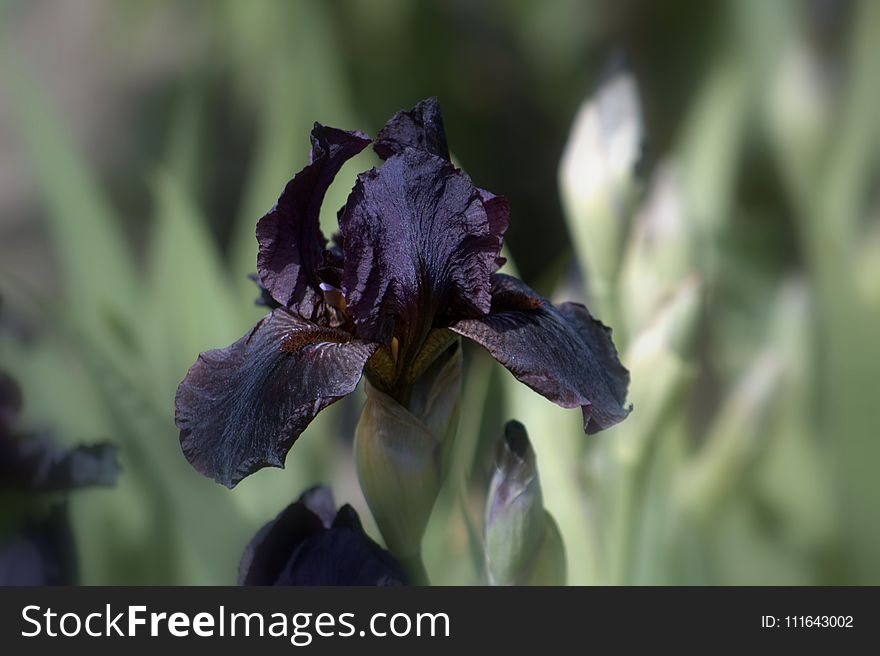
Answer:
[485,421,566,585]
[354,339,461,576]
[560,67,643,314]
[521,514,566,586]
[619,162,693,336]
[613,277,701,465]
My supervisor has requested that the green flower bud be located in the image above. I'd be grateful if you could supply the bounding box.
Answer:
[485,421,566,586]
[522,514,566,587]
[612,277,701,467]
[560,69,643,316]
[354,339,461,580]
[619,163,693,337]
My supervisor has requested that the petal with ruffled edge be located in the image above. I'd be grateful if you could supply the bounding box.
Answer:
[450,274,630,433]
[477,189,510,268]
[175,309,378,488]
[374,96,450,161]
[372,98,510,273]
[340,148,506,365]
[256,125,370,315]
[373,98,508,234]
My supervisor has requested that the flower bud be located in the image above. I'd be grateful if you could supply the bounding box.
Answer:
[521,514,566,587]
[485,421,566,585]
[354,339,461,577]
[619,162,693,337]
[560,67,643,315]
[615,276,702,459]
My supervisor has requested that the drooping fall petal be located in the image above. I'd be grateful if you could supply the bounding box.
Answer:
[175,309,378,488]
[450,274,630,433]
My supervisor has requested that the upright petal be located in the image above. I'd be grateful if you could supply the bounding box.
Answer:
[175,309,377,487]
[248,273,281,310]
[373,98,508,260]
[450,275,630,433]
[340,149,506,364]
[240,488,407,586]
[374,97,450,161]
[477,189,510,268]
[239,490,326,586]
[256,125,371,314]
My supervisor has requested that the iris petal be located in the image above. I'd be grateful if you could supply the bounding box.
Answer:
[247,273,281,310]
[175,309,377,487]
[274,504,407,586]
[239,487,407,586]
[477,189,510,268]
[374,96,450,161]
[256,125,370,315]
[340,148,505,365]
[450,274,630,433]
[239,490,326,585]
[373,98,509,259]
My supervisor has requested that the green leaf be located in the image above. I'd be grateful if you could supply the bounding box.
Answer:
[7,72,138,331]
[143,170,243,404]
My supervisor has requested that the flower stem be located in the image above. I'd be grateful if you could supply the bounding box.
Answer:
[399,553,430,586]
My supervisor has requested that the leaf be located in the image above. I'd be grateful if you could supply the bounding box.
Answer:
[144,170,243,404]
[7,72,138,333]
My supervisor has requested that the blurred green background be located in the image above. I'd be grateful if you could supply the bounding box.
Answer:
[1,0,878,585]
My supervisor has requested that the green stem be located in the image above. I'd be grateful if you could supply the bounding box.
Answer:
[399,553,430,586]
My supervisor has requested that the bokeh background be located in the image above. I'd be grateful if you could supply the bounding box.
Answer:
[1,0,878,585]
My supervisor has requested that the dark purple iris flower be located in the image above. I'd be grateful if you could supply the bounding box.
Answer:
[175,98,630,488]
[0,370,119,492]
[239,486,406,586]
[0,369,118,585]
